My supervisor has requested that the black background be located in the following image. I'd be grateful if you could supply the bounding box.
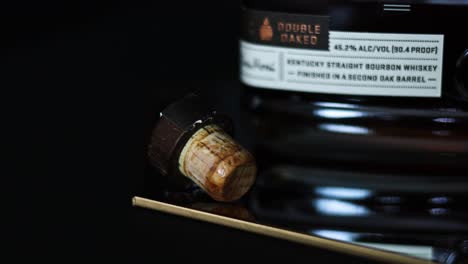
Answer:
[4,1,378,263]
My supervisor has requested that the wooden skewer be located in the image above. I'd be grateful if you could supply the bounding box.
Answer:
[133,196,433,264]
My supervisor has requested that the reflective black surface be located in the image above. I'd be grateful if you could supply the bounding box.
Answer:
[141,163,468,263]
[142,79,468,263]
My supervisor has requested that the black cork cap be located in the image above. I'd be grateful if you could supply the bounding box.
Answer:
[147,93,233,177]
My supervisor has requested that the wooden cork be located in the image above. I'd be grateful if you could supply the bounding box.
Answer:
[178,125,256,202]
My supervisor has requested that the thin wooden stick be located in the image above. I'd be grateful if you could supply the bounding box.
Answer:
[132,196,433,264]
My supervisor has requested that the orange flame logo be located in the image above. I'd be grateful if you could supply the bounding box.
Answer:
[259,18,273,41]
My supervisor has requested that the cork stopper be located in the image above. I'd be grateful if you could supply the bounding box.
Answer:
[179,125,256,202]
[147,94,257,202]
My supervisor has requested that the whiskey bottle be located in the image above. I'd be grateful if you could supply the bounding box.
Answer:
[240,0,468,177]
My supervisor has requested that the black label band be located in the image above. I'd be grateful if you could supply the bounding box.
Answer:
[241,8,330,50]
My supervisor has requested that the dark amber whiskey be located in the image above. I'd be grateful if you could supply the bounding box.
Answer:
[240,0,468,177]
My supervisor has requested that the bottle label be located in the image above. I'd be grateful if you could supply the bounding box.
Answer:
[240,9,444,97]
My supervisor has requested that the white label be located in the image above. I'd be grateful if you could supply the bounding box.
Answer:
[241,31,444,97]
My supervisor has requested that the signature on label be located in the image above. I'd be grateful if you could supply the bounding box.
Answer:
[242,58,275,72]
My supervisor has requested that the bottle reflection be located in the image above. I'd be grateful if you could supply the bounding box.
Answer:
[312,198,370,217]
[190,203,255,222]
[315,187,373,200]
[246,165,468,263]
[161,184,255,222]
[249,166,468,231]
[318,123,373,135]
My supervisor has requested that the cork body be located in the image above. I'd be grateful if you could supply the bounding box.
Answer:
[179,125,256,202]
